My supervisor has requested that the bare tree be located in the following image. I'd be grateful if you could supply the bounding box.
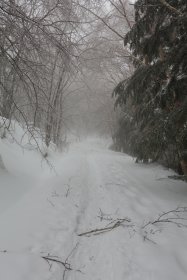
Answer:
[0,0,81,149]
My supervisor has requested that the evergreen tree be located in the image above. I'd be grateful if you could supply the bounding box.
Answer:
[113,0,187,170]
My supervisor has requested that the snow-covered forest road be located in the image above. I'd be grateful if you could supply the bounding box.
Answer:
[0,139,187,280]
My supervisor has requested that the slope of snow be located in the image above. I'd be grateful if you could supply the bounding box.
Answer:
[0,119,56,213]
[0,137,187,280]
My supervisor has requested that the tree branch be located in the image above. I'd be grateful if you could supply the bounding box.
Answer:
[159,0,182,15]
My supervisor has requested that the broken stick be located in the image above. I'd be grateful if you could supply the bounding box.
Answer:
[78,218,131,237]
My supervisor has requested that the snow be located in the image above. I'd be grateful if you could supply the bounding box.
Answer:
[0,130,187,280]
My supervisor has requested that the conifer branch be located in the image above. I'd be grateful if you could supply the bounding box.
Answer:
[159,0,182,15]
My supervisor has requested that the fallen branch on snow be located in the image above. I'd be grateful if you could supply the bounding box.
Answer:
[0,247,80,280]
[140,207,187,244]
[78,218,132,237]
[42,255,72,271]
[142,207,187,229]
[43,243,82,280]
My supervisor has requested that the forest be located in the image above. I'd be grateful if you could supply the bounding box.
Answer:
[112,0,187,174]
[0,0,186,173]
[0,0,128,148]
[0,1,187,280]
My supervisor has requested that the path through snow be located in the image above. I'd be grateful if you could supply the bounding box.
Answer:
[0,138,187,280]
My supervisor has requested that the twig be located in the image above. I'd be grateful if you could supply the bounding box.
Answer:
[64,176,75,197]
[143,234,157,245]
[42,255,72,271]
[78,218,131,237]
[142,207,187,229]
[159,0,182,15]
[97,208,114,222]
[65,185,71,197]
[47,198,55,207]
[62,243,79,280]
[1,250,78,279]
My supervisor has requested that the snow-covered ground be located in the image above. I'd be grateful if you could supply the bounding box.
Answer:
[0,135,187,280]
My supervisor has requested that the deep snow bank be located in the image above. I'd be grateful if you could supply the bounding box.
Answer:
[0,118,56,214]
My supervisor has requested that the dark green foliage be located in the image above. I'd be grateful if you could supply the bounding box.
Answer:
[113,0,187,170]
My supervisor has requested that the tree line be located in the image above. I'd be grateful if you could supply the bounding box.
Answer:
[0,0,133,150]
[112,0,187,174]
[3,0,185,175]
[0,0,81,148]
